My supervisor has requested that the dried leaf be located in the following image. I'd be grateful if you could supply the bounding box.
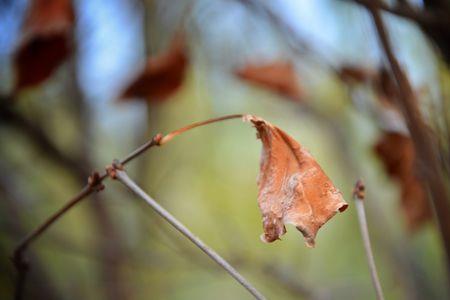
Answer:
[14,0,75,91]
[374,132,432,230]
[120,34,188,102]
[245,115,348,246]
[236,61,303,102]
[337,65,375,84]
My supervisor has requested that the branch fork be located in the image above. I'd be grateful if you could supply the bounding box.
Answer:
[11,114,265,299]
[105,160,125,180]
[87,171,106,191]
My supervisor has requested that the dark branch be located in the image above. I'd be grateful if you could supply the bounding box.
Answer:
[344,0,450,27]
[366,3,450,289]
[10,114,246,299]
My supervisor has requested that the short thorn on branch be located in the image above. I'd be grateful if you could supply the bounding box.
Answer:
[87,171,106,191]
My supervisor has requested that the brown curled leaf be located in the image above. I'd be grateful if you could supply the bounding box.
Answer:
[374,132,432,231]
[236,61,303,102]
[120,34,188,103]
[14,0,75,91]
[244,115,348,247]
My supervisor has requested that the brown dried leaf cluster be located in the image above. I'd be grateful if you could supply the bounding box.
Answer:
[245,115,348,246]
[120,34,188,103]
[338,65,399,107]
[236,61,303,102]
[14,0,75,91]
[374,132,432,230]
[339,65,432,230]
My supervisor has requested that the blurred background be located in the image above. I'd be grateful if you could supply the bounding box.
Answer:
[1,0,450,299]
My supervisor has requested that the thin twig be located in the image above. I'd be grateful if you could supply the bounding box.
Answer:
[343,0,450,27]
[137,203,318,299]
[13,185,100,257]
[68,57,131,299]
[0,165,62,300]
[12,176,105,300]
[114,169,266,300]
[346,0,450,64]
[158,114,244,145]
[12,114,247,298]
[121,114,243,163]
[365,4,450,286]
[345,88,433,299]
[353,180,385,300]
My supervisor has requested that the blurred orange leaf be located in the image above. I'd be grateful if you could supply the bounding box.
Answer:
[374,132,432,230]
[120,34,188,102]
[14,0,74,91]
[236,61,303,102]
[245,115,348,246]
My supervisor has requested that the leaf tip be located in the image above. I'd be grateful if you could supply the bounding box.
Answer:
[338,203,349,212]
[305,239,315,248]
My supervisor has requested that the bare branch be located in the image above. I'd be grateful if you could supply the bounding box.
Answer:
[353,180,385,300]
[11,114,249,298]
[364,4,450,286]
[121,114,244,164]
[158,114,243,145]
[12,173,105,300]
[343,0,450,28]
[114,169,266,300]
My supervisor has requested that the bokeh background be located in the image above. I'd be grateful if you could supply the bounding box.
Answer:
[1,0,449,299]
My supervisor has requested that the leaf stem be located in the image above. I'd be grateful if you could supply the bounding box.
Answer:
[159,114,244,145]
[114,169,266,300]
[353,180,385,300]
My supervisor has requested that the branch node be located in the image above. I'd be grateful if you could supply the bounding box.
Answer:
[87,171,105,191]
[12,249,29,271]
[152,133,163,146]
[106,160,125,180]
[353,179,365,200]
